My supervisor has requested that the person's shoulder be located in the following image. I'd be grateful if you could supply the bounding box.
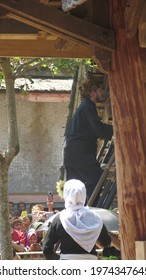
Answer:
[83,97,95,107]
[78,98,93,110]
[53,212,60,221]
[50,212,60,225]
[12,229,25,239]
[12,229,19,236]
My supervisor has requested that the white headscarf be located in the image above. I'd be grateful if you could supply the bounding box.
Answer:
[60,179,103,252]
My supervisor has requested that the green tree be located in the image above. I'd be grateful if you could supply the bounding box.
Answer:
[0,57,19,259]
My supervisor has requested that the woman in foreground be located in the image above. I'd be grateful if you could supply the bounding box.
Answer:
[43,179,111,260]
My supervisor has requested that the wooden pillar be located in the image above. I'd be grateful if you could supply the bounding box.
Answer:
[135,241,146,259]
[109,0,146,259]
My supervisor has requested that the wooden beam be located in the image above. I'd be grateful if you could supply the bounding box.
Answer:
[0,39,91,58]
[55,38,73,51]
[48,1,61,7]
[124,0,145,38]
[109,0,146,259]
[0,0,115,51]
[0,34,38,40]
[135,241,146,260]
[92,46,112,73]
[0,33,57,40]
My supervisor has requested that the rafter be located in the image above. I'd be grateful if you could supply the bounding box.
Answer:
[0,39,91,58]
[0,0,115,51]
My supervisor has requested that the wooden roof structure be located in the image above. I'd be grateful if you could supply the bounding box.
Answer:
[0,0,146,260]
[0,0,145,70]
[0,0,116,72]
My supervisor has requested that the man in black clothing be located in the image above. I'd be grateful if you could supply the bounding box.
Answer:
[64,78,113,203]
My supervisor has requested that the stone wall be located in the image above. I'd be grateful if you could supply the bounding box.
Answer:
[0,94,69,195]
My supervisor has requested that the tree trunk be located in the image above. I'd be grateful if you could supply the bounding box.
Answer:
[109,1,146,259]
[0,160,13,259]
[0,58,20,259]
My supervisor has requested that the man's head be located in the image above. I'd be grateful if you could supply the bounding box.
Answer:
[79,78,103,103]
[17,202,26,213]
[11,218,22,231]
[9,201,14,213]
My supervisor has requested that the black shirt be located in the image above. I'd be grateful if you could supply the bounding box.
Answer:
[64,97,113,167]
[43,214,111,259]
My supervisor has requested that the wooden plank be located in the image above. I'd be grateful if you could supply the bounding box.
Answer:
[135,241,146,260]
[124,0,145,38]
[0,34,57,40]
[0,39,91,58]
[0,0,115,51]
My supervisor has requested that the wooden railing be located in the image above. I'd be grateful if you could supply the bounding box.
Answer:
[17,251,45,260]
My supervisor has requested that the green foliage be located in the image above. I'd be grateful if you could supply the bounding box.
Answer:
[102,255,118,260]
[19,83,30,95]
[0,71,4,87]
[48,58,80,75]
[0,57,97,76]
[0,57,98,94]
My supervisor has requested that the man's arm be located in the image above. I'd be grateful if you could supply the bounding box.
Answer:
[83,104,113,140]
